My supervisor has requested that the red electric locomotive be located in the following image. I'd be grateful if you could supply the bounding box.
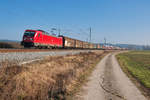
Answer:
[21,29,63,48]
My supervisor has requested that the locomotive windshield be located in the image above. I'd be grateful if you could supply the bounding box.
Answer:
[24,31,35,37]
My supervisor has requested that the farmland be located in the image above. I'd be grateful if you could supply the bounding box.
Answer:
[116,51,150,98]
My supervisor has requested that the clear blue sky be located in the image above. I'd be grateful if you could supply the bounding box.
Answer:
[0,0,150,45]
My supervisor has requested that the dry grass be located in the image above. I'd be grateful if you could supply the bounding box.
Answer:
[0,51,106,100]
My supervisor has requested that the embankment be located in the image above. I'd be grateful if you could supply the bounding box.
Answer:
[0,51,107,100]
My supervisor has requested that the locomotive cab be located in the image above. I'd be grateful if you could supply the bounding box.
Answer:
[21,30,36,47]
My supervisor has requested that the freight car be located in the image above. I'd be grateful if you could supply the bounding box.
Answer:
[21,29,102,49]
[60,36,84,49]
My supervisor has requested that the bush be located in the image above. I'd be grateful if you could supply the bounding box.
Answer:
[0,42,14,48]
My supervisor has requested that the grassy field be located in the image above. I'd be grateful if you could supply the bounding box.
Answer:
[0,51,107,100]
[116,51,150,97]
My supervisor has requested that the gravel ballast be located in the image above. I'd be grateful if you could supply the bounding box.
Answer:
[0,50,90,63]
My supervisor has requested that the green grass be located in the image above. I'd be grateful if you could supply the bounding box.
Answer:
[116,51,150,89]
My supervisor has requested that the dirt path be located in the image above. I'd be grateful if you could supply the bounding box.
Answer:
[74,52,147,100]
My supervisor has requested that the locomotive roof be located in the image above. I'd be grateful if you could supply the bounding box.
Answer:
[25,29,60,38]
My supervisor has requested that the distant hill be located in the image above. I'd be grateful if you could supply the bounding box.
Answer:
[100,43,148,50]
[115,44,144,50]
[0,39,20,43]
[0,40,22,48]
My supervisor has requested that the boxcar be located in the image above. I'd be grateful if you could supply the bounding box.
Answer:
[89,43,93,49]
[97,44,101,49]
[93,44,97,49]
[60,36,84,48]
[75,40,83,48]
[83,42,89,49]
[59,36,76,48]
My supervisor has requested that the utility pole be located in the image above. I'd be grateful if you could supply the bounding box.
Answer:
[89,27,91,43]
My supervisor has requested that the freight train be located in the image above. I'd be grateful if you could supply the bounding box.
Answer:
[21,29,102,49]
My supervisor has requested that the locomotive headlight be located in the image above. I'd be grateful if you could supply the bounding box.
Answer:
[30,38,33,41]
[24,37,27,40]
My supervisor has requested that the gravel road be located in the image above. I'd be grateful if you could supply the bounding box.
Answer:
[0,50,90,63]
[75,52,147,100]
